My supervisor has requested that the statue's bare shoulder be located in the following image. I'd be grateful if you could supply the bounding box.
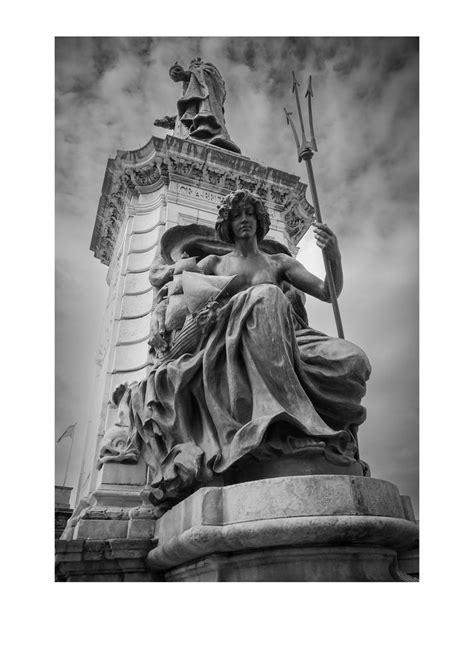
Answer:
[268,252,293,265]
[268,252,297,275]
[197,254,221,275]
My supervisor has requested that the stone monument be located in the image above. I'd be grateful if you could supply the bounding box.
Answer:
[56,59,419,582]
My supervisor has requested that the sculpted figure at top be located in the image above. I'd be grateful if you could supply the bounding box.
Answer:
[154,58,241,154]
[99,190,371,510]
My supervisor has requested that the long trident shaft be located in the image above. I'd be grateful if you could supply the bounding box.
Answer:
[285,73,345,339]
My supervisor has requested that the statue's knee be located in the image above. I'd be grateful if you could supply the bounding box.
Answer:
[344,341,371,375]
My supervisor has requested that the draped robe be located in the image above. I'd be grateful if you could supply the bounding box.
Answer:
[127,283,371,505]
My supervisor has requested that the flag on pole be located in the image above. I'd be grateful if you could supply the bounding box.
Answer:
[56,423,76,443]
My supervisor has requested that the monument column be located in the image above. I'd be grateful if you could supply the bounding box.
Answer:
[63,134,316,545]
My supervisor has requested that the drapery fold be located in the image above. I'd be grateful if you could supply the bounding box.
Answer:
[127,283,371,504]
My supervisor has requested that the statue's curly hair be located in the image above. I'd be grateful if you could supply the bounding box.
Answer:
[216,190,271,243]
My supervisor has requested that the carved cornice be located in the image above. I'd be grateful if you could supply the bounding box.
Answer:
[91,135,315,265]
[90,154,169,265]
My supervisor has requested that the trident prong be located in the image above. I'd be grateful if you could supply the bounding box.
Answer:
[291,72,316,161]
[292,71,308,148]
[283,107,301,156]
[305,75,318,152]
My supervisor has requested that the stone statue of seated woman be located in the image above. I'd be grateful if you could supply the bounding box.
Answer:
[98,189,371,512]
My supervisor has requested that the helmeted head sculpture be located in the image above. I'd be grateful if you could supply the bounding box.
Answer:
[216,189,271,244]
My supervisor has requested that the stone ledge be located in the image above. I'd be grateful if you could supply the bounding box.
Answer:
[148,475,419,572]
[149,514,418,571]
[156,475,413,542]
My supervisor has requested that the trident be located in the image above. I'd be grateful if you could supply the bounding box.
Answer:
[284,72,345,339]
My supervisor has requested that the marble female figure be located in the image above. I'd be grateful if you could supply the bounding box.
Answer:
[125,190,371,508]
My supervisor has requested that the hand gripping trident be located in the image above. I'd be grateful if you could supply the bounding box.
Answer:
[284,72,345,339]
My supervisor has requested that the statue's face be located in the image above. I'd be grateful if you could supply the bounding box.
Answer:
[230,202,257,240]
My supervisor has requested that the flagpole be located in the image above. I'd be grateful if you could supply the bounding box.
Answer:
[62,433,74,487]
[75,419,91,504]
[59,423,77,487]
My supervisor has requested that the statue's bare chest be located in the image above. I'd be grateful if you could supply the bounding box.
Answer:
[214,254,281,288]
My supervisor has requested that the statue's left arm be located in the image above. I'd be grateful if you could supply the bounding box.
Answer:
[281,223,343,302]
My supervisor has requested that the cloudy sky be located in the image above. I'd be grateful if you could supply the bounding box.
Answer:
[55,36,419,512]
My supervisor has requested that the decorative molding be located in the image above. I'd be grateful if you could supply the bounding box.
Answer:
[91,134,315,267]
[95,247,123,366]
[119,309,152,321]
[82,506,130,521]
[270,186,289,206]
[111,361,149,374]
[129,239,160,255]
[238,176,257,193]
[132,219,163,235]
[125,160,161,187]
[123,286,153,297]
[206,167,225,186]
[116,334,150,347]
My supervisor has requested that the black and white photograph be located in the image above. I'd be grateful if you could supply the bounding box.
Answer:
[54,36,419,582]
[4,1,474,652]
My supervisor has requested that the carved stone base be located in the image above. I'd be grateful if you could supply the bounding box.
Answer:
[163,546,402,582]
[397,547,419,579]
[147,475,419,582]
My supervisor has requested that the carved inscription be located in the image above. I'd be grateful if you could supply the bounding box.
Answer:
[178,184,225,205]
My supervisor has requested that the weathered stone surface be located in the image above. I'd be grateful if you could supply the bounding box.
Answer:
[55,538,158,582]
[119,288,153,319]
[398,547,419,578]
[55,508,73,539]
[73,518,129,540]
[129,229,160,252]
[222,453,365,483]
[55,485,73,508]
[401,494,417,523]
[164,546,401,582]
[221,476,405,524]
[116,313,151,343]
[55,538,85,561]
[127,519,157,539]
[148,475,419,575]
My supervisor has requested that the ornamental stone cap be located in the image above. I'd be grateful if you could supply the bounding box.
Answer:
[91,135,314,266]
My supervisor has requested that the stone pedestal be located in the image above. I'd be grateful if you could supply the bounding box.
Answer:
[162,547,401,582]
[56,474,418,581]
[147,475,419,582]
